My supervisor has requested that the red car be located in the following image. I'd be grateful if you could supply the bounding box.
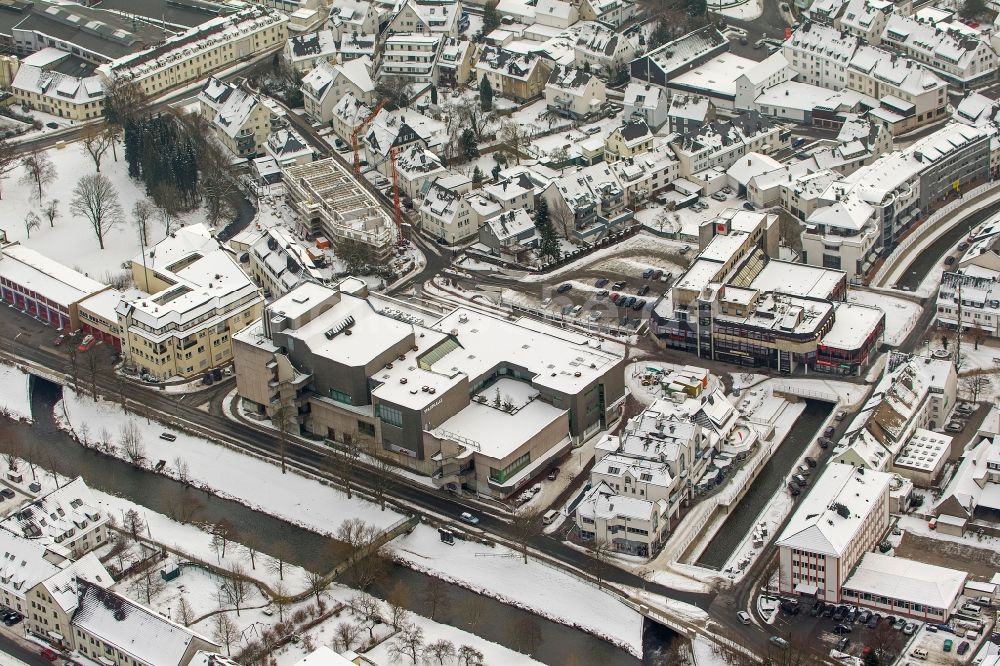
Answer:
[78,334,96,352]
[52,336,64,347]
[40,647,59,662]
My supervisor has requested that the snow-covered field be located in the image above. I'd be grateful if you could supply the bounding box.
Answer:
[714,0,763,20]
[386,525,645,656]
[846,289,920,347]
[2,139,209,279]
[56,388,402,536]
[0,362,32,422]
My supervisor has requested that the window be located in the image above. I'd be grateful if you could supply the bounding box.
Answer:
[489,452,531,483]
[358,420,376,436]
[376,404,403,427]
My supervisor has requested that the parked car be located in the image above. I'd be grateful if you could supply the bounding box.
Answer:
[943,639,953,652]
[945,256,957,265]
[615,295,629,307]
[78,334,96,352]
[958,242,970,252]
[459,512,479,525]
[810,602,823,617]
[903,621,917,635]
[787,483,800,496]
[642,269,654,279]
[595,278,609,288]
[159,433,177,442]
[52,335,64,346]
[597,290,609,299]
[836,637,850,651]
[846,607,858,623]
[638,284,650,296]
[946,422,963,433]
[818,438,830,449]
[804,456,817,468]
[958,641,970,655]
[743,202,755,211]
[0,489,14,499]
[780,600,800,615]
[652,269,664,281]
[624,296,637,308]
[632,299,646,311]
[857,610,871,625]
[612,281,626,290]
[823,426,835,437]
[547,467,560,480]
[833,623,852,634]
[925,624,938,633]
[833,606,847,621]
[557,283,572,293]
[768,636,788,650]
[737,611,752,625]
[3,611,22,626]
[711,191,727,202]
[824,605,836,618]
[866,614,879,629]
[40,648,59,662]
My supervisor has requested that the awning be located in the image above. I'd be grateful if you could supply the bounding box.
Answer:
[47,630,63,640]
[795,583,819,595]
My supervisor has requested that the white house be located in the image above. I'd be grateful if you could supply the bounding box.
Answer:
[623,82,669,129]
[284,30,338,72]
[301,57,375,124]
[544,65,605,119]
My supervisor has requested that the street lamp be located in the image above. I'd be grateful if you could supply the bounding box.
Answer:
[11,331,24,359]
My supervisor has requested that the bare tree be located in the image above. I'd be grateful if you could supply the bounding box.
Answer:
[307,571,330,606]
[174,456,191,485]
[447,97,493,142]
[349,593,382,640]
[389,621,424,664]
[370,454,391,511]
[128,567,164,604]
[265,541,292,581]
[969,324,987,350]
[80,125,113,172]
[549,196,576,241]
[589,538,615,588]
[132,200,154,247]
[19,149,56,202]
[0,138,17,199]
[511,506,542,564]
[334,620,361,652]
[422,576,449,621]
[171,494,203,524]
[271,581,290,622]
[457,645,485,666]
[336,518,384,589]
[123,508,145,543]
[70,173,124,250]
[242,532,260,570]
[86,352,100,400]
[513,616,543,654]
[119,420,146,465]
[212,612,238,656]
[333,438,361,499]
[386,580,410,630]
[962,375,989,402]
[42,199,59,228]
[426,638,456,664]
[23,212,40,239]
[220,563,250,616]
[211,519,236,560]
[271,398,294,474]
[176,595,194,626]
[498,119,530,164]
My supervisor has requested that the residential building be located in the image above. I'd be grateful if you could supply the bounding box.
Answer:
[669,111,787,178]
[604,120,653,162]
[0,531,60,618]
[71,581,219,666]
[476,47,552,102]
[478,209,537,256]
[198,78,277,158]
[576,481,668,557]
[100,7,288,103]
[734,51,792,111]
[542,163,629,241]
[667,95,713,135]
[881,14,997,88]
[611,144,680,206]
[384,0,461,38]
[24,554,111,653]
[841,553,966,621]
[327,0,380,40]
[483,172,537,212]
[629,25,728,87]
[10,49,106,121]
[379,143,446,199]
[229,226,328,298]
[115,224,264,381]
[578,0,637,27]
[284,30,338,72]
[544,65,605,120]
[232,282,626,495]
[418,181,485,244]
[937,269,1000,337]
[283,158,398,259]
[783,21,859,90]
[834,0,893,44]
[436,37,476,87]
[777,463,892,602]
[533,0,578,28]
[379,33,441,83]
[264,128,315,167]
[0,478,109,560]
[330,92,373,147]
[934,423,1000,536]
[0,234,108,332]
[623,82,669,129]
[569,21,638,73]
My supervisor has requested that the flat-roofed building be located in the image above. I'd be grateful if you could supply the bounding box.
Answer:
[841,552,966,621]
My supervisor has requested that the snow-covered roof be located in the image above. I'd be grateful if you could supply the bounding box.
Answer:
[0,478,107,558]
[726,153,782,188]
[742,51,789,85]
[476,45,544,81]
[776,463,892,556]
[936,432,1000,518]
[640,25,727,78]
[485,208,534,243]
[293,646,358,666]
[39,553,111,614]
[577,481,662,521]
[0,243,106,308]
[286,29,337,63]
[624,82,665,112]
[671,52,756,99]
[843,552,966,610]
[820,301,884,350]
[292,291,412,366]
[748,259,844,300]
[0,530,59,600]
[546,65,595,96]
[954,91,1000,127]
[419,181,461,223]
[894,428,951,474]
[785,22,858,63]
[882,13,991,77]
[198,77,265,140]
[594,453,673,488]
[848,44,945,97]
[73,580,218,665]
[668,94,709,121]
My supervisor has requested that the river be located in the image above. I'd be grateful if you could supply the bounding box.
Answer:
[695,399,832,569]
[17,378,650,665]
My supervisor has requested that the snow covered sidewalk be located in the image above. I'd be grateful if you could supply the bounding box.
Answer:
[55,388,402,537]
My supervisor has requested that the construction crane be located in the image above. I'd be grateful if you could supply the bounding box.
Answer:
[390,145,403,245]
[351,99,385,175]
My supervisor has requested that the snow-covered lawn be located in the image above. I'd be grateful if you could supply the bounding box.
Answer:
[713,0,763,21]
[2,139,209,280]
[56,388,402,536]
[385,524,645,656]
[0,363,32,422]
[846,289,920,347]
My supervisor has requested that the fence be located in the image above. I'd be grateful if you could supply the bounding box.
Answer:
[770,383,840,403]
[870,181,999,287]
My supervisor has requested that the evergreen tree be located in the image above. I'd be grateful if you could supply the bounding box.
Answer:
[461,128,479,159]
[430,84,438,105]
[479,77,493,112]
[472,166,483,185]
[491,164,501,180]
[534,199,560,260]
[483,0,500,33]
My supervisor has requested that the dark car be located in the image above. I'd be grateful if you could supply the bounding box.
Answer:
[867,614,879,629]
[883,615,896,627]
[642,268,654,279]
[612,281,626,290]
[958,242,970,252]
[595,278,609,288]
[833,624,852,634]
[823,426,835,437]
[4,611,23,626]
[846,608,858,623]
[958,641,970,655]
[743,202,755,211]
[945,256,957,265]
[805,456,817,468]
[632,299,646,311]
[624,296,637,308]
[0,488,14,499]
[857,610,871,624]
[836,637,850,651]
[557,283,572,293]
[824,605,836,618]
[597,290,609,299]
[780,600,800,615]
[638,285,650,296]
[788,483,800,496]
[615,295,628,307]
[810,602,823,617]
[652,269,664,280]
[833,606,847,621]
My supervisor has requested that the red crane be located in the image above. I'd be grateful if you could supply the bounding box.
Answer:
[390,145,403,244]
[351,99,385,175]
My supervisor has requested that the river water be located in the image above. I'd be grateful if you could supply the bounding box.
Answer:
[695,400,832,569]
[20,378,649,665]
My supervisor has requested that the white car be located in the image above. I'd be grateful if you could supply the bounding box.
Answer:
[737,611,751,625]
[459,512,479,525]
